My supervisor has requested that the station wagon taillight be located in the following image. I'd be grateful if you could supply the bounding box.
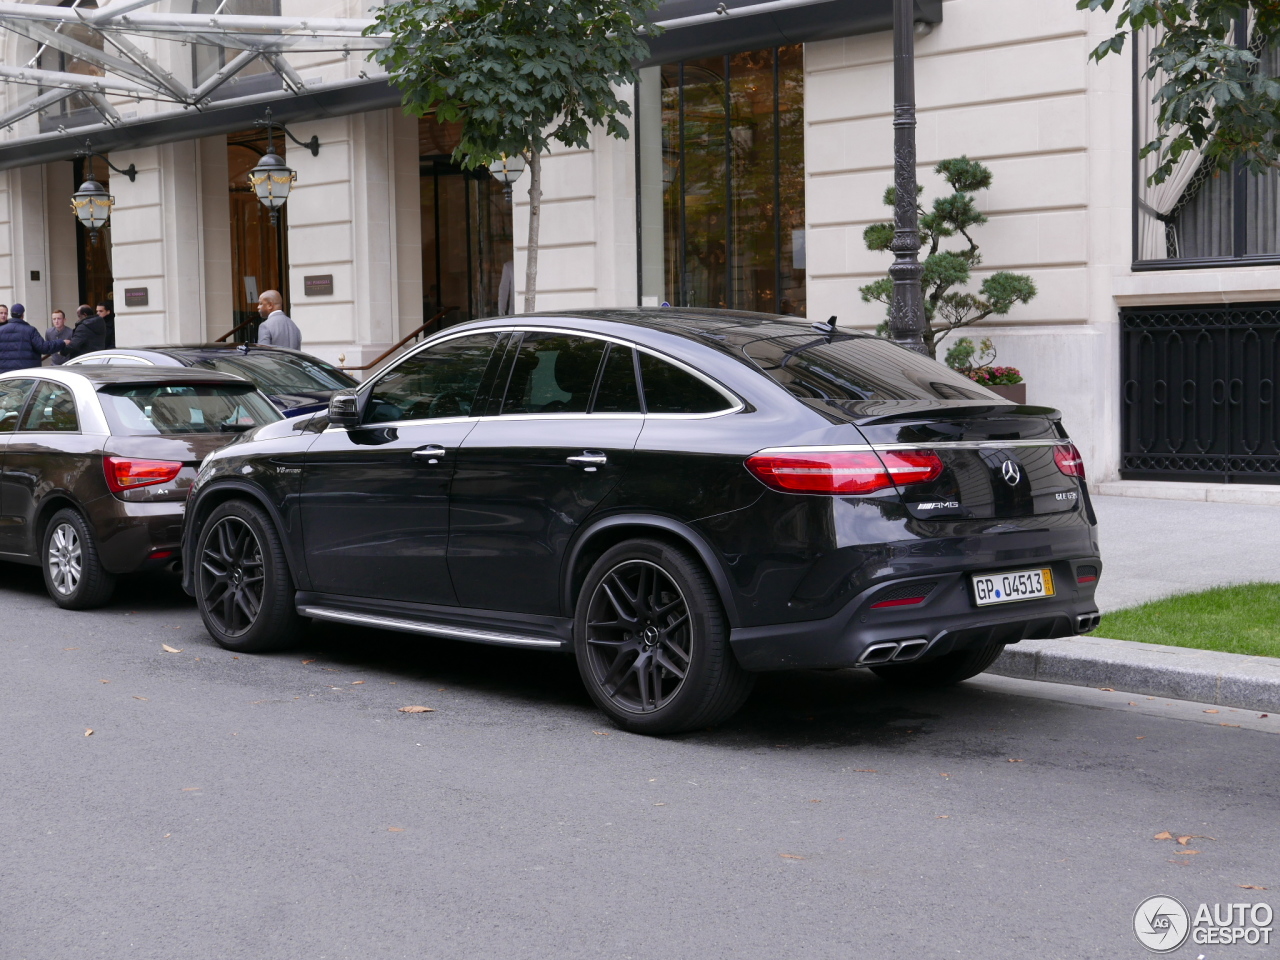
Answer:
[104,456,183,493]
[1053,443,1086,479]
[745,449,943,495]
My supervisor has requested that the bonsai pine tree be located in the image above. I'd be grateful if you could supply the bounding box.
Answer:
[859,157,1037,359]
[370,0,658,312]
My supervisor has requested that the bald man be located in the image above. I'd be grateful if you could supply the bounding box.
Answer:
[256,290,301,351]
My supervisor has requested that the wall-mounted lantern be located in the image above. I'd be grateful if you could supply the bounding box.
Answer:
[487,154,526,200]
[250,107,320,226]
[70,140,136,244]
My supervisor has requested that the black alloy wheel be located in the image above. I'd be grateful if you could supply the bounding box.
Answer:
[42,507,116,610]
[575,539,755,734]
[195,500,302,652]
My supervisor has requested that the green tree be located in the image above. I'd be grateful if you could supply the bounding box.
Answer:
[859,157,1037,359]
[1082,0,1280,185]
[369,0,658,311]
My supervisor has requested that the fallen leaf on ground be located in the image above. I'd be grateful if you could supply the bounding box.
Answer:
[939,772,950,777]
[161,644,182,653]
[1099,687,1114,692]
[1238,885,1268,890]
[1174,850,1200,855]
[63,647,78,651]
[1178,835,1215,844]
[163,834,170,839]
[1261,714,1269,718]
[398,705,434,713]
[350,681,364,685]
[1153,831,1173,840]
[936,815,949,819]
[301,659,316,665]
[1128,702,1137,706]
[1221,723,1241,728]
[653,802,666,806]
[853,769,877,773]
[1204,709,1219,714]
[810,799,821,803]
[592,730,610,735]
[84,728,93,736]
[779,854,804,860]
[182,787,200,792]
[1007,758,1024,763]
[99,679,109,683]
[1136,736,1146,739]
[132,696,148,701]
[387,827,404,832]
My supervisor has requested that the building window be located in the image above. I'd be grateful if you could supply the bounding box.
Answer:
[190,0,279,90]
[37,0,104,125]
[638,46,805,314]
[1135,23,1280,266]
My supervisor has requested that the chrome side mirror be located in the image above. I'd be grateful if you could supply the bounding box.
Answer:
[329,391,361,429]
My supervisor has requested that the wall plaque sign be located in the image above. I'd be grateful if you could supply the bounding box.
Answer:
[304,274,334,296]
[124,287,149,307]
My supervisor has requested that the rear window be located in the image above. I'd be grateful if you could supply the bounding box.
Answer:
[742,335,1000,402]
[99,384,281,436]
[188,353,357,394]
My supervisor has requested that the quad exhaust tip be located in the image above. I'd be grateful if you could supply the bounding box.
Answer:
[1076,613,1101,634]
[859,639,930,666]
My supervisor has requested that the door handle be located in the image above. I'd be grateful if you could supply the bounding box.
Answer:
[412,444,447,464]
[567,451,608,471]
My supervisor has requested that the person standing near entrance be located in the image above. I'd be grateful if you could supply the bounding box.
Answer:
[96,301,116,348]
[255,290,301,350]
[45,310,69,364]
[0,303,63,373]
[64,304,106,360]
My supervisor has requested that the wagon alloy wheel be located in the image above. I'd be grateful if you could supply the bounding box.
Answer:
[47,522,82,596]
[585,560,694,713]
[199,516,266,637]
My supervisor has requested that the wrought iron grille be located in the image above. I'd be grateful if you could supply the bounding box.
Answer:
[1121,303,1280,483]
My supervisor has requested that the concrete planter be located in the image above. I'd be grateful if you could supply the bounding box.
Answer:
[985,382,1026,404]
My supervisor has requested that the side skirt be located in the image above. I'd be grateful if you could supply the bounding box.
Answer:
[295,592,571,651]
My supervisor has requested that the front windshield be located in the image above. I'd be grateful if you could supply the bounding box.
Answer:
[99,384,282,435]
[188,352,357,395]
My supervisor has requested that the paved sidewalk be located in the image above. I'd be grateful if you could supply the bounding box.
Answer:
[985,492,1280,711]
[1091,493,1280,612]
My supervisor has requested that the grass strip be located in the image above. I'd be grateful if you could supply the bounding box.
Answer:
[1097,582,1280,659]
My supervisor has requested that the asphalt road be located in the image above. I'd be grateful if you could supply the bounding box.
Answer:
[2,563,1277,960]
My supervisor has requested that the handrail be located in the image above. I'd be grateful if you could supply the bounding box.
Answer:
[214,316,259,343]
[338,307,454,371]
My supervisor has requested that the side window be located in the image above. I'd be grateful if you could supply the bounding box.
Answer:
[638,352,733,414]
[0,378,36,433]
[364,333,500,423]
[20,380,79,432]
[500,333,607,415]
[591,344,642,414]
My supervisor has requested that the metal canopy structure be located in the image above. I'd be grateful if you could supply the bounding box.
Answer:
[0,0,940,170]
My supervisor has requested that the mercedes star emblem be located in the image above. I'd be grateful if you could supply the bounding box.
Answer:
[1001,459,1022,486]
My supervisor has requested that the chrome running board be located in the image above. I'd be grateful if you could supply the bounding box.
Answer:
[298,605,565,649]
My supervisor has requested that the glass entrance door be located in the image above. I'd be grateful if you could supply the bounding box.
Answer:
[420,118,514,327]
[227,129,288,341]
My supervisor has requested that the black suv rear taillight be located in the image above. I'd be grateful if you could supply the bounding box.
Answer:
[746,449,943,495]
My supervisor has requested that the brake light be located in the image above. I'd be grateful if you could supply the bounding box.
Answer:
[745,449,943,495]
[104,457,183,493]
[1053,443,1086,478]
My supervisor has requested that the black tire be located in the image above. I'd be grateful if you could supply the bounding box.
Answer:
[870,638,1007,688]
[574,538,755,734]
[194,499,302,653]
[41,507,116,610]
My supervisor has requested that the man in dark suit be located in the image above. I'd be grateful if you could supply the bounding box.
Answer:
[64,304,106,359]
[96,300,116,348]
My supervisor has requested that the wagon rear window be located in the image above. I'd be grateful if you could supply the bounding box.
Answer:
[100,384,281,435]
[742,335,999,402]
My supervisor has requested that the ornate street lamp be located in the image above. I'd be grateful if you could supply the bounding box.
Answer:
[249,107,320,226]
[887,0,929,355]
[487,153,526,200]
[70,140,136,244]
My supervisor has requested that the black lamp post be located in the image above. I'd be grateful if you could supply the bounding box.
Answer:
[887,0,928,355]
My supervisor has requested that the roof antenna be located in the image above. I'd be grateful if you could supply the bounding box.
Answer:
[811,315,838,339]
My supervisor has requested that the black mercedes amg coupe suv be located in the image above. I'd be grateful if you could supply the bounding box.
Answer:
[182,309,1102,734]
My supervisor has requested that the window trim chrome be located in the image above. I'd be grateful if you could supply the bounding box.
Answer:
[754,439,1072,456]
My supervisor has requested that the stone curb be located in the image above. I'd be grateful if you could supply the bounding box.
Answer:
[988,634,1280,713]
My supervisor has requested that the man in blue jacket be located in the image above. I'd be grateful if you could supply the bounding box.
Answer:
[0,302,63,373]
